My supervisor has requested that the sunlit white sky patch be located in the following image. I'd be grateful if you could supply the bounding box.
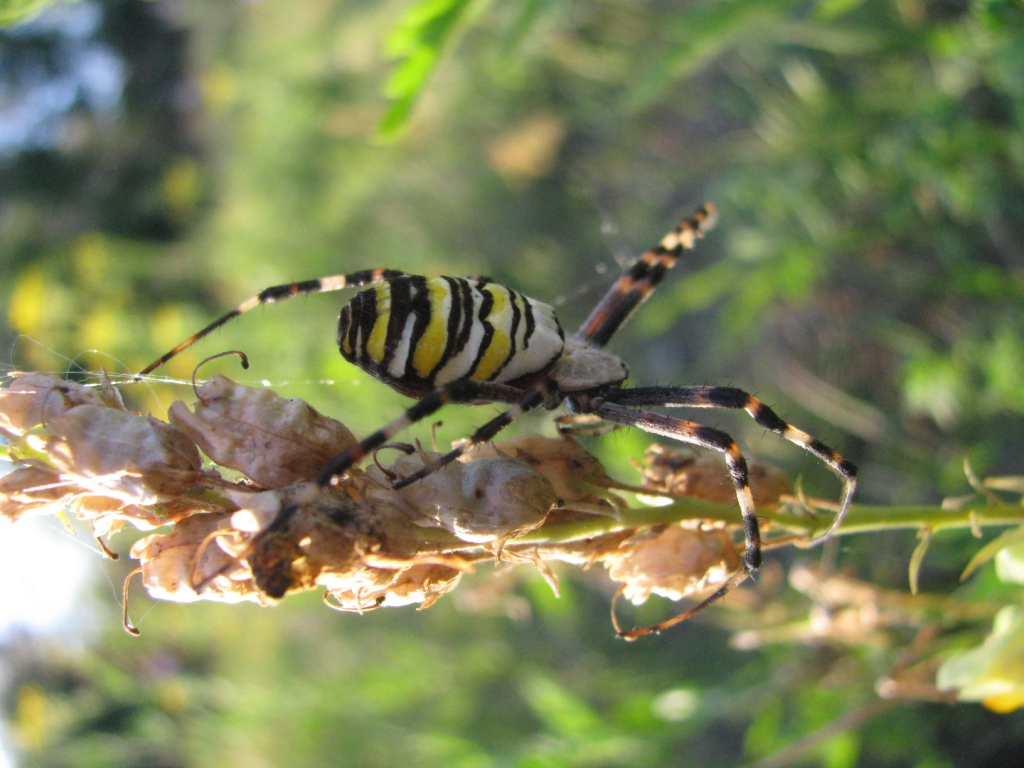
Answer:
[0,460,97,768]
[0,512,96,642]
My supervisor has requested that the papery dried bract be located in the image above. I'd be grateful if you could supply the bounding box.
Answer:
[230,481,469,608]
[464,435,628,517]
[535,531,635,566]
[75,493,204,537]
[168,375,358,487]
[45,405,202,505]
[0,464,67,522]
[240,482,428,598]
[0,373,119,440]
[131,512,261,604]
[606,526,741,605]
[326,561,464,611]
[639,444,791,507]
[367,448,556,543]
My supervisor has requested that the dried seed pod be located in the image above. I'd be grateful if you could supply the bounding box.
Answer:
[0,373,119,440]
[235,481,430,599]
[366,447,556,543]
[227,476,487,607]
[325,561,465,611]
[533,530,636,566]
[0,464,67,522]
[75,493,205,537]
[167,375,358,487]
[130,512,262,604]
[639,444,791,507]
[606,526,741,605]
[463,434,629,517]
[43,404,203,505]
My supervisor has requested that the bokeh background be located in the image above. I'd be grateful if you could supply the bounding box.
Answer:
[1,0,1023,765]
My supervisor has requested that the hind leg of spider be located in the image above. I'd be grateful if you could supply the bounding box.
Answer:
[614,570,750,641]
[573,204,717,349]
[592,401,762,575]
[138,268,408,376]
[316,378,548,487]
[603,385,857,545]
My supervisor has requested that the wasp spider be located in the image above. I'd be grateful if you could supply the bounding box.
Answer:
[140,205,856,580]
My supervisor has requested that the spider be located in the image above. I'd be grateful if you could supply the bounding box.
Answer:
[140,204,857,594]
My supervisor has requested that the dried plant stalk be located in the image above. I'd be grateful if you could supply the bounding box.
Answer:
[1,371,795,636]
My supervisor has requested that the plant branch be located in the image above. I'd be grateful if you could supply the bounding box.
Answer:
[514,498,1024,546]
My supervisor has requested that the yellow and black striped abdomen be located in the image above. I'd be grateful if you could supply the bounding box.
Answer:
[337,275,565,398]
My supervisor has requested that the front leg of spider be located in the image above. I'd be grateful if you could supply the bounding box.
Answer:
[138,269,406,377]
[388,377,562,490]
[316,379,539,487]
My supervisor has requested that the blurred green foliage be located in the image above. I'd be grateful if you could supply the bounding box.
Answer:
[2,0,1024,765]
[0,0,57,26]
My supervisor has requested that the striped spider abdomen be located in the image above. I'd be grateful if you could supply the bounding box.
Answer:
[337,275,565,399]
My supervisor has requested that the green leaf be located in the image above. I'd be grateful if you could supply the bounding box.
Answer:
[960,525,1024,582]
[908,527,932,595]
[380,0,490,138]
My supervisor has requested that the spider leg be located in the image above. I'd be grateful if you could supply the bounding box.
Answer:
[614,570,749,641]
[316,379,546,487]
[574,204,717,348]
[138,268,408,376]
[593,401,762,575]
[390,378,560,489]
[604,385,857,544]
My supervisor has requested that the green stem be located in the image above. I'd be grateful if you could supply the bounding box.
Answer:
[514,498,1024,546]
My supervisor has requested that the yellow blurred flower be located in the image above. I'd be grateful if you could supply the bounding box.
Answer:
[938,606,1024,712]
